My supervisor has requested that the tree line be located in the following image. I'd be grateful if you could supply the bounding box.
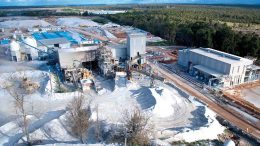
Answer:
[0,10,82,17]
[105,7,260,61]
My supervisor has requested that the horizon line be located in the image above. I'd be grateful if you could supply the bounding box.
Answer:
[0,3,260,7]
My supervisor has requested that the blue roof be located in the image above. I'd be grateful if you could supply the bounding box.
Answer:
[0,39,10,45]
[32,31,101,45]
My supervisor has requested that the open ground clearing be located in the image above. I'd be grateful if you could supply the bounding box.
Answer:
[224,81,260,109]
[0,64,225,145]
[241,86,260,108]
[0,15,226,145]
[0,19,51,29]
[57,17,100,27]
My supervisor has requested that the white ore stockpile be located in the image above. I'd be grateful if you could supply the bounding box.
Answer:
[57,17,100,27]
[0,71,225,145]
[0,20,51,28]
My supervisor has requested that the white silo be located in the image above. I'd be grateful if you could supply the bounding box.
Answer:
[127,32,146,59]
[24,37,38,60]
[12,34,17,39]
[126,32,146,64]
[10,40,21,61]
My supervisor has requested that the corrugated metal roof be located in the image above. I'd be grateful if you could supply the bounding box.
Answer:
[58,46,98,53]
[37,37,70,46]
[127,32,147,37]
[190,48,252,65]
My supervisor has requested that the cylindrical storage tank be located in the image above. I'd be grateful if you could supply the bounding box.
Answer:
[10,40,20,52]
[24,37,38,60]
[10,40,21,61]
[12,34,17,39]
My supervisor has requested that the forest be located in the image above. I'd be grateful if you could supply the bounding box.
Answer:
[0,9,81,16]
[0,5,259,61]
[105,5,260,61]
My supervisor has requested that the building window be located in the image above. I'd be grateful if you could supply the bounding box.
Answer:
[232,67,234,74]
[237,66,240,73]
[54,44,59,47]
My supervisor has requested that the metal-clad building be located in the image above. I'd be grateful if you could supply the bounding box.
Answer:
[37,37,71,49]
[58,46,98,69]
[127,32,146,60]
[178,48,253,87]
[106,44,127,60]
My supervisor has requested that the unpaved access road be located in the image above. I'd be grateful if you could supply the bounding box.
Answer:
[147,61,260,141]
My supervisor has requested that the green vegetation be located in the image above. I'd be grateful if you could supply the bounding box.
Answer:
[0,9,81,17]
[105,5,260,60]
[82,11,89,16]
[0,5,259,60]
[23,10,81,16]
[53,74,69,93]
[62,8,81,13]
[0,11,6,17]
[91,17,109,24]
[147,40,172,46]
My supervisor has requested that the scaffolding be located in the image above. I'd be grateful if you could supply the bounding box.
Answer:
[97,46,114,77]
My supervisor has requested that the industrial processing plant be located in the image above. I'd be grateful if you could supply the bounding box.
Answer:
[0,15,259,146]
[178,48,260,88]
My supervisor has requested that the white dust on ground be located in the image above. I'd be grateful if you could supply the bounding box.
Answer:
[83,26,117,40]
[0,70,225,145]
[57,17,100,27]
[0,20,51,28]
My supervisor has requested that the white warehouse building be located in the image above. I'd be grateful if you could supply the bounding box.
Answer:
[178,48,256,87]
[127,32,146,64]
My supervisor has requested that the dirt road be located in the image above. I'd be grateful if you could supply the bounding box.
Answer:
[69,27,124,45]
[147,61,260,141]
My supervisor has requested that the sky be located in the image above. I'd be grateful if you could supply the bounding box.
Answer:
[0,0,260,6]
